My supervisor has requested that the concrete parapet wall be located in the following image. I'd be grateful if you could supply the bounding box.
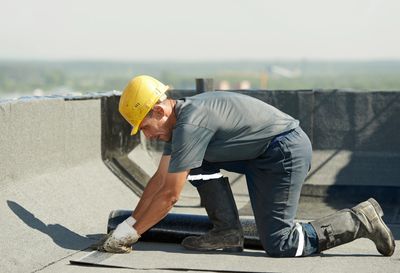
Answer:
[2,89,399,192]
[0,98,101,184]
[0,95,138,273]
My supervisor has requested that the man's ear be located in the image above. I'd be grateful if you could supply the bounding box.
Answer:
[152,104,165,120]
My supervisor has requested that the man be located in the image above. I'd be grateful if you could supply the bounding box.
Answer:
[98,75,395,257]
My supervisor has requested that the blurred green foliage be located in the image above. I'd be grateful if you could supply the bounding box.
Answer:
[0,60,399,98]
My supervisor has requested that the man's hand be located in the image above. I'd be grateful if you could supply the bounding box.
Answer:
[97,217,140,253]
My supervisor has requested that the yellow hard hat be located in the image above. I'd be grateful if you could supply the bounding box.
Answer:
[119,75,169,135]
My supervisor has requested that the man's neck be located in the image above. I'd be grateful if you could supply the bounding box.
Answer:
[166,99,177,129]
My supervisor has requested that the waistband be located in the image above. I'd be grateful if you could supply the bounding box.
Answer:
[269,128,297,146]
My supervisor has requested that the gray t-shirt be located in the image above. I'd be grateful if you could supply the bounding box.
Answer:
[163,91,299,173]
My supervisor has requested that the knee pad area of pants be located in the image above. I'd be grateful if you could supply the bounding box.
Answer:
[263,231,298,257]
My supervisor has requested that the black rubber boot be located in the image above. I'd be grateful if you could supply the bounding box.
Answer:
[310,198,395,256]
[181,177,244,252]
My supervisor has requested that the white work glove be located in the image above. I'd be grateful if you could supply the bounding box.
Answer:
[97,216,140,253]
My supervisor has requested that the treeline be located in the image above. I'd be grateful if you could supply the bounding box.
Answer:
[1,60,400,98]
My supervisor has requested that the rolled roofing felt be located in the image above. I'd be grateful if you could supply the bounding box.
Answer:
[107,211,263,250]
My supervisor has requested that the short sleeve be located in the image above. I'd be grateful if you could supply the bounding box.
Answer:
[163,141,172,155]
[168,124,214,173]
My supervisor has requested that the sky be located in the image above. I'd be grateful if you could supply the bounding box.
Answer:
[0,0,399,61]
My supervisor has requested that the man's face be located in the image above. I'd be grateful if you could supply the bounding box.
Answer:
[139,111,172,142]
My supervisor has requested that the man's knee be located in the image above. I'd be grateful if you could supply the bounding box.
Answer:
[263,237,295,257]
[262,225,303,257]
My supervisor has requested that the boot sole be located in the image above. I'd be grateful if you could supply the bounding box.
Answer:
[367,198,395,256]
[221,246,244,252]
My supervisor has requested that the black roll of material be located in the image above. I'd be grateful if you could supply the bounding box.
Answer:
[107,210,263,250]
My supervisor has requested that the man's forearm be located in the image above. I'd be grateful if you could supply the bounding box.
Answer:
[132,174,164,220]
[133,188,178,235]
[133,171,188,235]
[132,155,171,220]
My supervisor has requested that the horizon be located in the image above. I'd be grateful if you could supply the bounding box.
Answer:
[1,59,400,97]
[1,58,400,63]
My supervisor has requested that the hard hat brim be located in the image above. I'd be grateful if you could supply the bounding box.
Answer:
[130,126,139,135]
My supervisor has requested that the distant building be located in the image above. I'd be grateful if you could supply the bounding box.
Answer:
[260,72,268,89]
[239,80,251,90]
[33,88,44,96]
[218,80,231,90]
